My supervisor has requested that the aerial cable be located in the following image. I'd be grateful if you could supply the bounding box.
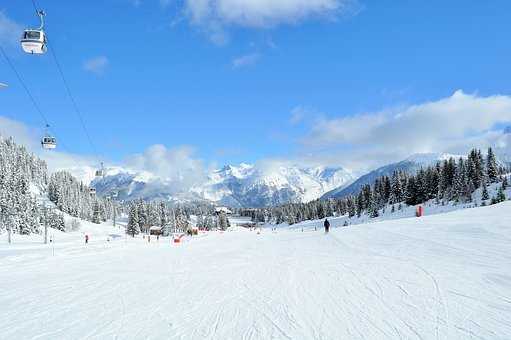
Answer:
[29,0,41,17]
[0,44,69,152]
[47,42,101,159]
[31,0,102,162]
[0,45,49,126]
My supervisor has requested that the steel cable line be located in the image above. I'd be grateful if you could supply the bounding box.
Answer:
[46,41,101,159]
[31,0,102,162]
[0,44,70,152]
[0,45,49,126]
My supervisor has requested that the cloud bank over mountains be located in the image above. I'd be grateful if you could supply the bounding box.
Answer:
[302,90,511,171]
[1,90,510,188]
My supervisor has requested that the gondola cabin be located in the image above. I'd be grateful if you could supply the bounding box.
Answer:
[21,29,47,54]
[41,136,56,149]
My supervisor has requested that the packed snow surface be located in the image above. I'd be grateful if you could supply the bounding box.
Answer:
[1,203,511,339]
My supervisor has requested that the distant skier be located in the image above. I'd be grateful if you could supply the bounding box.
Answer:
[85,234,89,244]
[324,219,330,233]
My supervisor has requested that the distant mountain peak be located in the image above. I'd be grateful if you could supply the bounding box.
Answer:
[92,163,355,208]
[404,152,460,164]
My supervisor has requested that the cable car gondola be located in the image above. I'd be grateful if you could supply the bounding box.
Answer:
[41,125,57,150]
[21,10,47,55]
[41,136,57,149]
[95,162,105,177]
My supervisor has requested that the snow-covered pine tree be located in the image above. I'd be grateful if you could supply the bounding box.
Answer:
[486,147,499,183]
[46,210,65,232]
[491,186,506,205]
[453,158,469,202]
[137,200,148,233]
[390,171,403,204]
[356,191,364,217]
[481,178,490,201]
[92,201,101,224]
[127,203,140,236]
[0,136,47,235]
[467,149,484,189]
[159,201,167,228]
[217,212,229,231]
[405,177,417,206]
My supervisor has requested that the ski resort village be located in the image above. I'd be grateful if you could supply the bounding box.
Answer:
[2,1,511,339]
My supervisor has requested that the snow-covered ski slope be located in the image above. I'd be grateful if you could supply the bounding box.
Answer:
[1,202,511,339]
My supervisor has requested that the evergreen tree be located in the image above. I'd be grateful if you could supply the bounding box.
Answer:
[491,187,506,205]
[496,185,506,203]
[159,202,167,227]
[486,147,499,183]
[390,171,403,204]
[92,201,101,224]
[481,178,490,201]
[127,204,140,236]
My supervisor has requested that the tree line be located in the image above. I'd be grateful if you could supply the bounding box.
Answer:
[126,200,230,237]
[48,171,118,224]
[240,148,509,225]
[0,136,111,235]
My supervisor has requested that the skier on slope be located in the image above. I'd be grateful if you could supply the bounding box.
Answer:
[324,218,330,234]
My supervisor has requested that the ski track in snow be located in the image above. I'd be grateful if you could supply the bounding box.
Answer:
[1,203,511,339]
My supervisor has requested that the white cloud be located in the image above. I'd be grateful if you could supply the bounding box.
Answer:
[232,52,260,68]
[289,106,306,125]
[181,0,357,42]
[0,116,210,188]
[0,116,38,150]
[186,0,351,27]
[125,144,208,190]
[0,116,101,182]
[302,90,511,171]
[0,116,208,190]
[83,56,109,75]
[4,89,511,188]
[0,11,23,47]
[289,106,321,125]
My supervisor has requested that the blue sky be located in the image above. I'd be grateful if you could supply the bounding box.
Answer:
[1,0,511,175]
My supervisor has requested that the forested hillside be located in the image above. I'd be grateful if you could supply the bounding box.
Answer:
[243,148,510,225]
[0,136,112,235]
[0,137,48,235]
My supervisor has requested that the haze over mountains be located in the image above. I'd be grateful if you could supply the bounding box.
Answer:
[88,127,511,208]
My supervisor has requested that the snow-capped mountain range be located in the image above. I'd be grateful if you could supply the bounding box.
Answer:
[91,163,355,208]
[88,127,511,207]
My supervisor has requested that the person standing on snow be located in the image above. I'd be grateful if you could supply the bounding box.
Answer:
[324,218,330,233]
